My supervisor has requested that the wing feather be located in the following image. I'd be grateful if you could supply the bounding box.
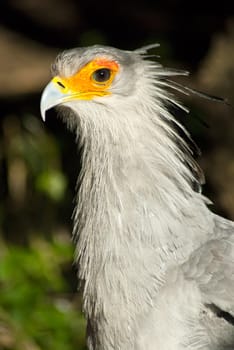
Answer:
[182,215,234,314]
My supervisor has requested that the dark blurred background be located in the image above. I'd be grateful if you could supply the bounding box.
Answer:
[0,1,234,349]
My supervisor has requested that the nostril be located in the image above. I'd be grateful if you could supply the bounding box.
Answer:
[57,81,65,88]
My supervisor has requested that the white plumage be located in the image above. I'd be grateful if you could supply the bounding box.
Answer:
[41,45,234,349]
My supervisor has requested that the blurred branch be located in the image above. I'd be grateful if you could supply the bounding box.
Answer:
[0,27,57,97]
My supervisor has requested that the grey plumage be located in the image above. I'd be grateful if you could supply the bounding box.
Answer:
[40,45,234,350]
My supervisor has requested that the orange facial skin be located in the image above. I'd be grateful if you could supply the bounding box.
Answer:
[52,58,119,100]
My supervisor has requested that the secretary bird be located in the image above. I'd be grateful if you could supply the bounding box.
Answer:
[40,44,234,350]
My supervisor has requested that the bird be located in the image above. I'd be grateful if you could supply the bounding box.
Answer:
[40,44,234,350]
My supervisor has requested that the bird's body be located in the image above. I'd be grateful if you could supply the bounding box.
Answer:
[41,45,234,349]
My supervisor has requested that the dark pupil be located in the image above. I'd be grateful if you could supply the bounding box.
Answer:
[93,68,111,82]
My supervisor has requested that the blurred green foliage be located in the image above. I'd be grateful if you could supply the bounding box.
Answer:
[0,111,86,349]
[0,237,86,350]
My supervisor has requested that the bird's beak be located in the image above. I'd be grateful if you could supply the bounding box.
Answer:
[41,68,113,120]
[40,80,72,121]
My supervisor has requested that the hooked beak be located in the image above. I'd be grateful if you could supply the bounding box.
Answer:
[40,80,72,121]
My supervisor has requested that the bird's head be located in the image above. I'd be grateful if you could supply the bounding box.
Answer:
[40,45,151,128]
[40,45,204,199]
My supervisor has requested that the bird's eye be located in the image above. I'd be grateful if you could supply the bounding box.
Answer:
[92,68,111,83]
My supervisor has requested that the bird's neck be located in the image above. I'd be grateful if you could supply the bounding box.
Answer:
[73,107,211,349]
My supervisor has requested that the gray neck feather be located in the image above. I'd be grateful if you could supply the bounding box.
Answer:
[70,75,213,349]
